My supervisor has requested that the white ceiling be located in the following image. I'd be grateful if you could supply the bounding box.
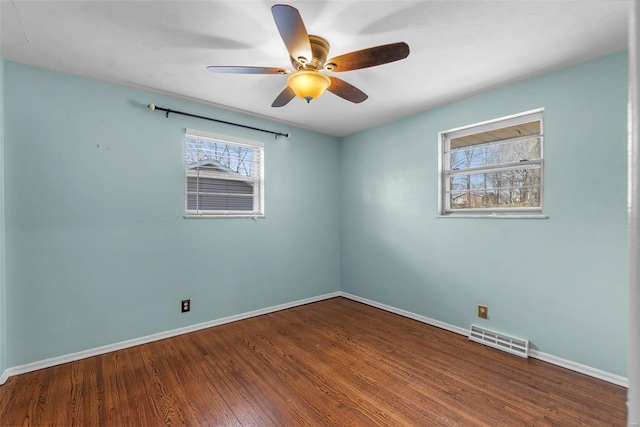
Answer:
[0,1,631,137]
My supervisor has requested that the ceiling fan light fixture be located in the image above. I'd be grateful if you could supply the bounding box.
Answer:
[287,70,331,103]
[209,5,409,107]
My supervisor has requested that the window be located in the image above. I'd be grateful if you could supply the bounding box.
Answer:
[184,129,264,217]
[439,109,544,216]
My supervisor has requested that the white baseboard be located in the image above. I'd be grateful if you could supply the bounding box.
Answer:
[338,292,629,388]
[340,292,469,336]
[0,291,341,384]
[0,290,628,389]
[528,349,628,387]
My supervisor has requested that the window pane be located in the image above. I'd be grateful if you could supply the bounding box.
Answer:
[450,136,541,170]
[450,168,540,190]
[185,138,256,177]
[449,187,540,209]
[448,167,541,209]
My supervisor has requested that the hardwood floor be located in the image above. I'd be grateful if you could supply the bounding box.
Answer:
[0,297,627,426]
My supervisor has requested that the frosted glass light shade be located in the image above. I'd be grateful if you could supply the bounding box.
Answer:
[287,70,331,103]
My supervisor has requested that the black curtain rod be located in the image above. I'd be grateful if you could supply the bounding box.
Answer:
[147,104,291,139]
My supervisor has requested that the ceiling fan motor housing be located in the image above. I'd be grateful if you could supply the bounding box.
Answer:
[304,35,330,70]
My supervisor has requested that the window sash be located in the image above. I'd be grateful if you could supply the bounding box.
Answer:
[447,185,541,209]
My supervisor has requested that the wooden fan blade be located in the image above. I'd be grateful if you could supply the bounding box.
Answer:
[326,42,410,72]
[272,5,312,63]
[272,86,296,107]
[207,66,287,74]
[327,77,368,104]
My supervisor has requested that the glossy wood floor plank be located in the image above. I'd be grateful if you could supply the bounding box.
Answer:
[0,297,627,426]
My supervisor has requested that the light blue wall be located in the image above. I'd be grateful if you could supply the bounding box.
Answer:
[3,61,341,366]
[340,51,629,376]
[2,52,630,377]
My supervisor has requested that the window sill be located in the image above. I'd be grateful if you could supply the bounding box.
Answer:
[437,214,549,219]
[184,214,265,220]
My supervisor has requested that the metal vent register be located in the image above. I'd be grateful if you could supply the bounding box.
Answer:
[469,325,529,358]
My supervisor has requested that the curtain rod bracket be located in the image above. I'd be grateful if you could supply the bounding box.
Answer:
[147,103,290,139]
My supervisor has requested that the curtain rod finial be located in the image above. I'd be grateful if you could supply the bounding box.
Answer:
[148,103,156,111]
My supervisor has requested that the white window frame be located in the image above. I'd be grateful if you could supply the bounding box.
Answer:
[438,109,544,216]
[184,129,264,218]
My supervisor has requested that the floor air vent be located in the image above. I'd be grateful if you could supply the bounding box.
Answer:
[469,325,529,358]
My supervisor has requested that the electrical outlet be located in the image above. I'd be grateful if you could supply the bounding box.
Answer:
[182,299,191,313]
[478,305,488,319]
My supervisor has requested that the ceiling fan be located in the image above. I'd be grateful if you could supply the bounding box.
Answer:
[207,4,410,107]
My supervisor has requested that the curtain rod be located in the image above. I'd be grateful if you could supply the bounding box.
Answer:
[147,104,291,139]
